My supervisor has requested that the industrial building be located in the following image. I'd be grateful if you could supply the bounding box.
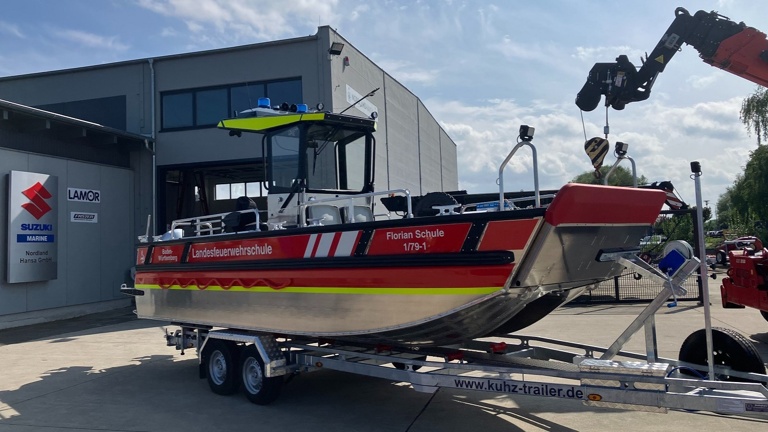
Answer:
[0,26,458,327]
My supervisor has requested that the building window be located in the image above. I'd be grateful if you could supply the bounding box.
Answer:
[231,85,265,117]
[267,81,303,107]
[162,93,193,129]
[196,88,228,126]
[161,78,302,131]
[215,181,266,200]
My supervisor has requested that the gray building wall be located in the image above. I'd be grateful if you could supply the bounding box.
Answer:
[0,27,458,231]
[153,37,325,166]
[0,63,152,136]
[0,148,135,320]
[440,128,459,190]
[325,28,457,195]
[0,26,458,196]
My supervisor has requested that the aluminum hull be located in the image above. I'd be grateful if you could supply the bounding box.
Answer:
[133,184,667,346]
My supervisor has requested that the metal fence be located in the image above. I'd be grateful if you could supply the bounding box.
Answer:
[573,268,703,304]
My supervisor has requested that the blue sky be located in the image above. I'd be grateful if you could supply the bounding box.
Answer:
[1,0,767,213]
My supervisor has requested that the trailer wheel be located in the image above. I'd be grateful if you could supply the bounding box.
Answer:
[678,327,766,381]
[204,340,239,395]
[761,310,768,323]
[240,345,282,405]
[716,251,727,265]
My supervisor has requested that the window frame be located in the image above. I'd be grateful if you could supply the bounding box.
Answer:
[160,78,303,132]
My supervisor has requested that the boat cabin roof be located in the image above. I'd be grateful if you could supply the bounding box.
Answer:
[218,112,377,135]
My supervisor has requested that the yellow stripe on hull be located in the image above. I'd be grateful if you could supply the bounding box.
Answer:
[135,283,501,296]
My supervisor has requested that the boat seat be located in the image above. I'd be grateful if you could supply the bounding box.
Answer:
[340,205,374,223]
[224,196,261,233]
[223,210,260,232]
[307,204,342,226]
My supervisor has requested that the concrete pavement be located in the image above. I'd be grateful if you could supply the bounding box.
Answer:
[1,284,767,432]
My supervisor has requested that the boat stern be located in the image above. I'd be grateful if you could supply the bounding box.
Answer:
[511,183,667,292]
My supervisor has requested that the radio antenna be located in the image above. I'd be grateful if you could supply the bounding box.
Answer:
[339,87,379,115]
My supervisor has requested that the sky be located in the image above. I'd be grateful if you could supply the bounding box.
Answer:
[1,0,766,215]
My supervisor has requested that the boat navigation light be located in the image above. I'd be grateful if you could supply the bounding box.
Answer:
[519,125,535,142]
[257,97,270,108]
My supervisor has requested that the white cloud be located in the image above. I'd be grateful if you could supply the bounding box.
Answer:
[424,95,753,210]
[687,73,720,89]
[375,58,440,86]
[160,27,178,37]
[54,29,129,51]
[573,45,635,62]
[137,0,341,42]
[0,21,25,38]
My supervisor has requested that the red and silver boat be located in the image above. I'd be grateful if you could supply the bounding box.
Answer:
[127,103,667,346]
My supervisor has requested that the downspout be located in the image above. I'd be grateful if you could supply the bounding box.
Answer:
[148,58,157,236]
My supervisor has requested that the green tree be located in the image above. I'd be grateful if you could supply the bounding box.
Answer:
[740,86,768,146]
[716,146,768,240]
[571,165,648,186]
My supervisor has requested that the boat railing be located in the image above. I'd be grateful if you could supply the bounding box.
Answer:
[299,189,413,226]
[461,193,557,214]
[150,209,261,240]
[603,142,638,187]
[498,127,541,210]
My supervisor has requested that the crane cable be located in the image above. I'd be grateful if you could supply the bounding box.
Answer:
[580,107,611,179]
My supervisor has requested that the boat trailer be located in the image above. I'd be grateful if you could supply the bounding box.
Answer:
[163,246,768,416]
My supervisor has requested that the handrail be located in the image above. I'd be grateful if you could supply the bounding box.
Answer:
[168,209,260,237]
[603,155,637,187]
[462,193,556,214]
[299,189,413,226]
[499,141,540,210]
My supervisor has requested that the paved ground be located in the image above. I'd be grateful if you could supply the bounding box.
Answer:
[1,279,767,432]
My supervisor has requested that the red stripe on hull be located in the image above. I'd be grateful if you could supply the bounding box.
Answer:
[136,264,515,290]
[477,219,539,251]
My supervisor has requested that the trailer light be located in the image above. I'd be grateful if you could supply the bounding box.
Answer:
[489,342,507,353]
[446,351,464,362]
[257,97,271,108]
[587,394,602,401]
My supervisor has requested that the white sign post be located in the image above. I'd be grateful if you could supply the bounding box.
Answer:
[7,171,59,283]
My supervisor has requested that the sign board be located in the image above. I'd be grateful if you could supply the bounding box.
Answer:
[67,187,100,203]
[71,212,98,223]
[346,85,378,118]
[7,170,58,283]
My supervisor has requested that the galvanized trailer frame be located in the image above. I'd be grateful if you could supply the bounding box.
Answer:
[163,252,768,416]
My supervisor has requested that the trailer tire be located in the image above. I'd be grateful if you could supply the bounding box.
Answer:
[204,340,239,395]
[761,310,768,323]
[716,251,727,265]
[240,345,282,405]
[678,327,766,382]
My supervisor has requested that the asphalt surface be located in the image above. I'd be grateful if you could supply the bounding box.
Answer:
[1,278,767,432]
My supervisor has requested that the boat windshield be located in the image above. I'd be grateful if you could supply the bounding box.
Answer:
[268,126,301,193]
[267,123,370,194]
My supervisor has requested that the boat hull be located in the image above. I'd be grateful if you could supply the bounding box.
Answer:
[132,184,667,346]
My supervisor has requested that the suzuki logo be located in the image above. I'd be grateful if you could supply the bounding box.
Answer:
[21,182,52,220]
